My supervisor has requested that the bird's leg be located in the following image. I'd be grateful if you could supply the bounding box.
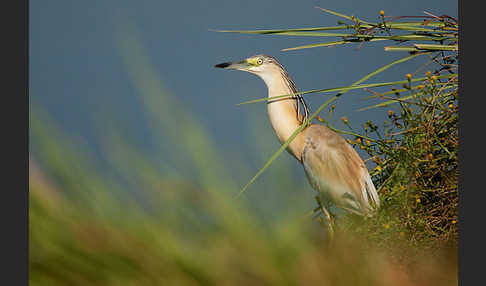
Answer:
[321,203,335,241]
[314,196,335,241]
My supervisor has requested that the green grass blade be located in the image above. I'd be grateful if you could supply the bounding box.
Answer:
[359,89,456,111]
[314,7,355,21]
[383,25,437,32]
[358,94,422,111]
[386,44,458,52]
[263,32,353,37]
[214,29,452,42]
[414,44,458,51]
[282,39,387,51]
[281,40,349,51]
[212,28,357,37]
[381,35,452,41]
[237,72,454,106]
[384,21,447,28]
[212,22,446,35]
[238,52,432,105]
[351,52,428,84]
[210,26,352,34]
[281,35,450,52]
[385,46,420,52]
[362,82,455,99]
[315,6,373,25]
[236,96,336,198]
[214,30,354,38]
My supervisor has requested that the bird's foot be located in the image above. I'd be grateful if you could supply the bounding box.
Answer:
[313,196,335,242]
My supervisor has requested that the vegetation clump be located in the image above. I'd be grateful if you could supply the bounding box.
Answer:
[223,8,458,252]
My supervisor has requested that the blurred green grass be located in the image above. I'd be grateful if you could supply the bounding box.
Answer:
[29,13,457,286]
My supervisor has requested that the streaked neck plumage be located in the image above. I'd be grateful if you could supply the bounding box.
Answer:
[257,65,309,161]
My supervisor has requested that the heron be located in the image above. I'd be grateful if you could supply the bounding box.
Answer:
[215,54,380,236]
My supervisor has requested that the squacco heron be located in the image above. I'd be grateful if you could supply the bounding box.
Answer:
[215,55,380,233]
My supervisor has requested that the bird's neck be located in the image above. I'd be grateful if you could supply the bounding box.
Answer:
[260,72,306,161]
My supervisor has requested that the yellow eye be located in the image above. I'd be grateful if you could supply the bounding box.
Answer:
[247,58,264,66]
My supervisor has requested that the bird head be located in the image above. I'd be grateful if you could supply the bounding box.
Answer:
[214,54,280,75]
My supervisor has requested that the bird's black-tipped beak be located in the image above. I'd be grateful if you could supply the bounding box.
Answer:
[214,60,250,70]
[214,62,232,68]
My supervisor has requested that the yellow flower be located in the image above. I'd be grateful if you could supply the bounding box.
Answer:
[380,10,385,16]
[428,153,433,160]
[417,85,424,90]
[376,165,382,172]
[388,110,394,116]
[384,224,390,229]
[356,137,361,144]
[416,198,421,203]
[400,185,405,191]
[366,140,371,146]
[448,103,454,109]
[406,73,412,80]
[341,116,348,123]
[452,220,457,224]
[431,75,438,81]
[426,71,432,77]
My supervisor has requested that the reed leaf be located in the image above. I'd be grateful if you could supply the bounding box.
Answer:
[385,46,421,52]
[210,26,351,34]
[362,82,456,99]
[358,94,424,111]
[358,90,456,111]
[281,40,350,51]
[214,29,451,42]
[237,65,456,106]
[314,6,373,25]
[414,43,458,51]
[282,38,388,51]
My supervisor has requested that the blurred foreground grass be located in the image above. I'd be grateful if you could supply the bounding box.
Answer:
[30,11,457,286]
[30,140,459,286]
[30,154,457,285]
[30,174,457,285]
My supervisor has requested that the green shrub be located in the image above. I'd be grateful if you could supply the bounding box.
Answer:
[220,8,458,252]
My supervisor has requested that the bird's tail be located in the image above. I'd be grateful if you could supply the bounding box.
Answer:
[362,171,380,213]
